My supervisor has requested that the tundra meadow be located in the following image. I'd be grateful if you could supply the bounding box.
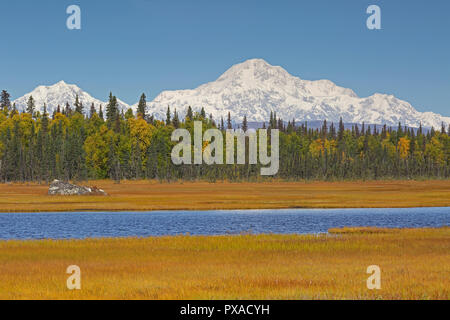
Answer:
[0,227,448,300]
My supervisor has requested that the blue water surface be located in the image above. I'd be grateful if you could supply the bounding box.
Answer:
[0,207,448,240]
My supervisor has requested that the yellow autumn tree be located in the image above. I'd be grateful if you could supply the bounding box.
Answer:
[84,125,113,178]
[50,113,70,133]
[398,137,410,159]
[324,138,336,154]
[309,139,324,157]
[425,136,445,166]
[128,117,155,151]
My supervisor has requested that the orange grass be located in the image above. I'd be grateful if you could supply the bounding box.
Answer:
[0,180,449,212]
[0,227,448,300]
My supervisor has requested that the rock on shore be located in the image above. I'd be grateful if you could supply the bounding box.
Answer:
[48,180,107,196]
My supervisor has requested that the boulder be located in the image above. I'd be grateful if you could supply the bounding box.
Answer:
[48,180,107,196]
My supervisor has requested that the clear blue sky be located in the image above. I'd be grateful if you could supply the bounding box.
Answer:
[1,0,449,115]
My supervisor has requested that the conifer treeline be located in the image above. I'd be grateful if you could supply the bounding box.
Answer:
[0,90,449,183]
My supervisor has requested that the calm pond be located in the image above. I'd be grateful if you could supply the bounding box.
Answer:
[0,207,448,240]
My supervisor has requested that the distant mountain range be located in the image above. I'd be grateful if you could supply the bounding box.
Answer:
[12,59,450,128]
[13,80,129,115]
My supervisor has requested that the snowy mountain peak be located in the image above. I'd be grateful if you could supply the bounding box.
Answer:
[144,58,449,128]
[11,59,450,128]
[213,59,357,98]
[13,81,130,115]
[214,58,292,89]
[218,58,283,79]
[52,80,68,87]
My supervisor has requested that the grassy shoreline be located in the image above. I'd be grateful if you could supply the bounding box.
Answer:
[0,227,448,300]
[0,180,449,212]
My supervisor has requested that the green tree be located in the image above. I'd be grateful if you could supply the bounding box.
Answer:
[74,94,83,114]
[166,106,171,125]
[26,96,35,116]
[106,93,119,130]
[137,93,147,119]
[0,90,11,110]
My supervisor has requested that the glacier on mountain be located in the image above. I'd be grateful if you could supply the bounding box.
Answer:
[142,59,449,128]
[12,59,450,129]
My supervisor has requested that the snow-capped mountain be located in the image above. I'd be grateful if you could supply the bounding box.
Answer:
[12,59,449,128]
[141,59,449,128]
[13,81,130,115]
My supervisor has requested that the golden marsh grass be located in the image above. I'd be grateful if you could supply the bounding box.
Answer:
[0,180,449,212]
[0,227,448,300]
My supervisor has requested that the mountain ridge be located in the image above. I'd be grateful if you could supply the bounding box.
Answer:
[142,59,449,128]
[12,59,450,128]
[13,80,130,115]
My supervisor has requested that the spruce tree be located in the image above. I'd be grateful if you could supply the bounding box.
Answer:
[397,122,403,137]
[0,90,11,110]
[338,117,345,141]
[186,106,193,120]
[74,94,83,114]
[278,118,283,131]
[40,103,50,182]
[26,95,35,116]
[99,105,104,119]
[89,103,96,118]
[269,111,274,128]
[172,109,180,128]
[42,103,49,130]
[64,102,72,116]
[322,120,328,139]
[242,115,248,132]
[166,106,171,125]
[137,93,147,119]
[106,92,119,128]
